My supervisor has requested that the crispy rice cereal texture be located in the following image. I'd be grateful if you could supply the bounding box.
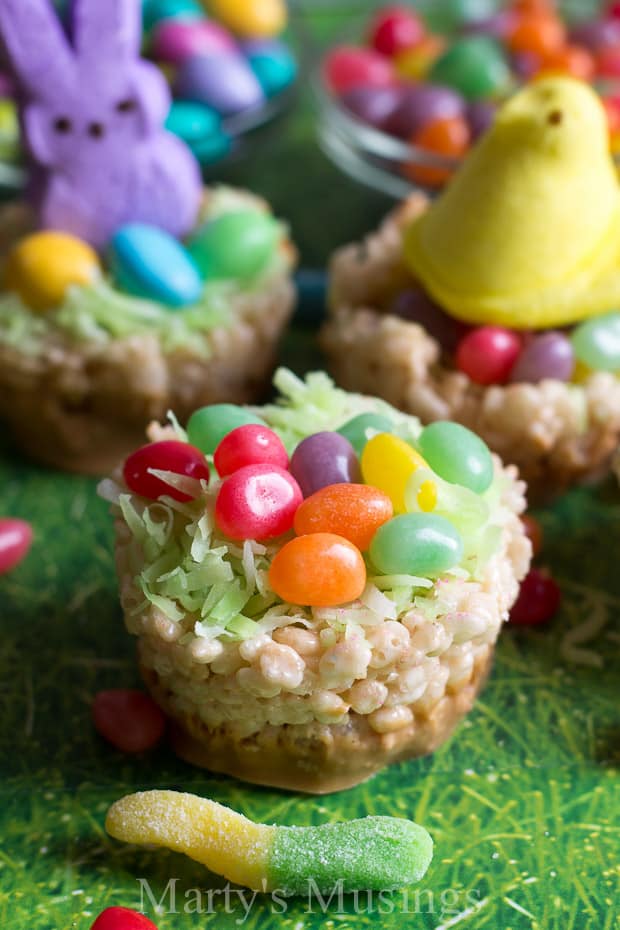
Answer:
[113,460,530,794]
[0,200,295,475]
[321,194,620,498]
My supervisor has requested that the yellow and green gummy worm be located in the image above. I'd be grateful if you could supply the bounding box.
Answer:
[106,790,433,895]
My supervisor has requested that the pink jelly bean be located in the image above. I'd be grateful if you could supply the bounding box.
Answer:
[0,518,33,575]
[151,19,235,65]
[323,46,396,95]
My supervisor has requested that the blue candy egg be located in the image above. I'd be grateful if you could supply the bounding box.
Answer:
[243,41,297,97]
[142,0,204,33]
[175,52,265,116]
[165,100,221,145]
[110,224,203,307]
[191,130,233,165]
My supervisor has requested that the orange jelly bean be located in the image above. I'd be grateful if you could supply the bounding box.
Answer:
[405,115,470,188]
[537,44,595,81]
[268,533,367,607]
[294,483,393,551]
[507,13,566,59]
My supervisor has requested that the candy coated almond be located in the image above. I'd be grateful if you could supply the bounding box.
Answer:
[4,231,100,312]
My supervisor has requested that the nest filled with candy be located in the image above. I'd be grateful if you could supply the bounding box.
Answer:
[101,370,530,793]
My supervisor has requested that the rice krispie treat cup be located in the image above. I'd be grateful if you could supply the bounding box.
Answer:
[322,78,620,498]
[100,370,531,794]
[0,0,295,474]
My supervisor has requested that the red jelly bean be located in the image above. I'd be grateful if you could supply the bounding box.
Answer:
[602,95,620,136]
[123,440,209,503]
[294,483,393,551]
[456,326,522,384]
[214,424,288,476]
[323,45,395,94]
[596,44,620,77]
[269,533,367,607]
[0,518,32,574]
[405,115,470,188]
[215,464,302,541]
[92,690,166,753]
[369,6,425,58]
[509,568,561,626]
[521,514,543,557]
[91,907,159,930]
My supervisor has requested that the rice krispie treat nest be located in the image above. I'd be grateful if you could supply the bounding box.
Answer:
[100,370,531,793]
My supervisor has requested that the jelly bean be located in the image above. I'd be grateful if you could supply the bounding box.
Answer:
[290,432,360,497]
[609,0,620,18]
[569,18,620,53]
[340,86,403,131]
[247,45,298,97]
[571,312,620,371]
[417,421,494,494]
[337,412,394,454]
[368,7,425,58]
[151,19,235,64]
[0,518,33,575]
[294,483,393,550]
[602,95,620,136]
[509,568,561,626]
[456,326,522,384]
[462,12,514,40]
[405,115,470,188]
[427,0,496,33]
[191,129,233,164]
[385,83,465,139]
[4,232,101,312]
[123,440,210,502]
[509,331,574,383]
[596,45,620,78]
[389,288,468,351]
[213,424,288,476]
[521,514,543,557]
[511,49,541,79]
[187,405,265,454]
[0,97,18,161]
[538,44,596,80]
[188,210,279,280]
[369,513,463,576]
[361,432,426,513]
[206,0,287,38]
[395,35,446,81]
[429,36,512,101]
[268,533,366,607]
[324,46,396,95]
[176,53,264,116]
[417,479,438,512]
[92,690,166,753]
[110,224,202,307]
[143,0,203,32]
[91,907,160,930]
[506,13,566,58]
[165,100,221,145]
[215,464,302,541]
[467,98,496,138]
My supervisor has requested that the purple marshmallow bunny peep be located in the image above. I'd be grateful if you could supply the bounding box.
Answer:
[0,0,202,249]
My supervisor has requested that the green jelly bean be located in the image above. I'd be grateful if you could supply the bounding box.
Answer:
[187,404,265,455]
[269,817,433,895]
[337,412,394,455]
[370,513,463,576]
[571,312,620,372]
[424,0,496,33]
[416,421,493,494]
[188,210,280,281]
[429,36,512,100]
[142,0,203,32]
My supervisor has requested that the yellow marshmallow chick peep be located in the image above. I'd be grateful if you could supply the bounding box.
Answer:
[404,77,620,330]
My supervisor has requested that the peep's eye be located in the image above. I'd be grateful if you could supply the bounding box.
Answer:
[53,116,72,134]
[547,110,563,126]
[116,99,137,114]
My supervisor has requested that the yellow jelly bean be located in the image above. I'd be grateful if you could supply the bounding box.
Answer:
[4,231,101,312]
[204,0,286,38]
[361,432,427,514]
[417,479,438,512]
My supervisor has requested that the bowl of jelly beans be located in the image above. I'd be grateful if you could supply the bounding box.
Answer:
[317,0,620,196]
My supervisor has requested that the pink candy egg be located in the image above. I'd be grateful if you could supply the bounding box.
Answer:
[151,19,236,65]
[323,45,396,95]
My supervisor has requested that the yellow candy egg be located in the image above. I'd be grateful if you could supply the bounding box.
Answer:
[204,0,286,38]
[361,432,427,514]
[4,231,101,312]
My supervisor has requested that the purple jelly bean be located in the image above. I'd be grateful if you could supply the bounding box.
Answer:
[461,12,513,40]
[467,99,496,139]
[176,52,264,116]
[509,332,575,384]
[239,38,288,58]
[151,19,235,65]
[340,85,403,131]
[290,432,361,498]
[384,83,465,139]
[570,18,620,53]
[390,289,468,353]
[511,51,540,80]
